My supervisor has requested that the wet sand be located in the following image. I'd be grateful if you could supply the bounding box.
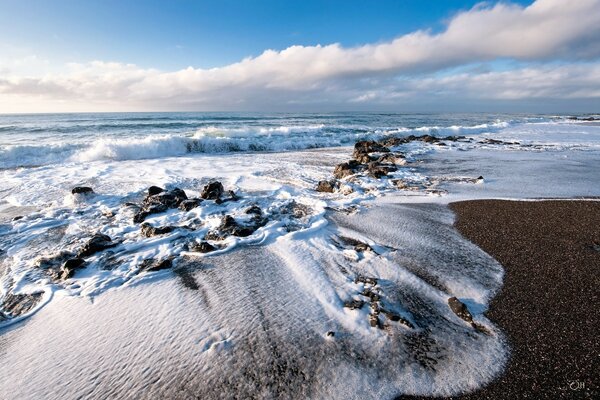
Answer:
[448,200,599,399]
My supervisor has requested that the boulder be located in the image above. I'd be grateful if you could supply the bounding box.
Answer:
[179,199,202,211]
[133,188,188,223]
[245,205,262,215]
[343,299,365,310]
[316,180,336,193]
[71,186,94,195]
[333,162,359,179]
[201,181,224,200]
[147,186,164,196]
[189,241,217,253]
[367,162,394,178]
[140,223,174,237]
[205,215,256,240]
[353,141,390,158]
[141,257,173,272]
[77,233,117,257]
[354,275,378,285]
[448,296,474,323]
[60,257,85,280]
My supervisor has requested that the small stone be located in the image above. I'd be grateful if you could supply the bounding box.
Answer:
[326,331,335,337]
[140,223,174,237]
[343,299,365,310]
[448,296,474,323]
[77,233,117,258]
[71,186,94,195]
[141,257,173,272]
[179,199,202,211]
[316,180,336,193]
[201,181,224,200]
[189,241,217,253]
[147,186,164,196]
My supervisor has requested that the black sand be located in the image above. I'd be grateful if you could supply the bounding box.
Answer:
[447,200,599,399]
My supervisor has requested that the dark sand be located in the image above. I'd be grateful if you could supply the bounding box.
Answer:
[449,200,599,399]
[400,200,599,399]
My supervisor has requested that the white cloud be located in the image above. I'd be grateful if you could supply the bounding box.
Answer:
[1,0,599,112]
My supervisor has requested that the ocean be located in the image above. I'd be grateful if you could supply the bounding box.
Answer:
[1,112,599,398]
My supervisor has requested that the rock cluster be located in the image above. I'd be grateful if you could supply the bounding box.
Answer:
[344,274,414,330]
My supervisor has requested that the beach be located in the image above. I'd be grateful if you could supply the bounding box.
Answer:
[450,200,599,399]
[1,113,600,399]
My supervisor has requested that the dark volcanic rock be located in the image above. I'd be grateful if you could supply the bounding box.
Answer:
[133,188,188,223]
[140,257,173,272]
[353,141,390,158]
[333,161,359,179]
[140,223,175,237]
[367,161,395,178]
[179,198,202,211]
[60,257,85,279]
[343,299,365,310]
[78,233,117,257]
[205,215,256,240]
[147,186,164,196]
[201,181,224,200]
[448,296,474,323]
[189,241,217,253]
[245,205,262,215]
[71,186,94,195]
[338,236,374,253]
[354,275,378,285]
[1,292,43,318]
[316,180,336,193]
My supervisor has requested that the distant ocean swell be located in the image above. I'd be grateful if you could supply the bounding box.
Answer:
[0,121,511,169]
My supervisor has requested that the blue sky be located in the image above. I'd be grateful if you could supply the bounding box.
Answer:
[0,0,531,69]
[0,0,599,112]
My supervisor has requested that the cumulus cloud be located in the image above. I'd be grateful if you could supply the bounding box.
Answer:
[1,0,599,112]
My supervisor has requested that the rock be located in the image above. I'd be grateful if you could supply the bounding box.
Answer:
[448,296,474,323]
[140,223,174,237]
[326,331,335,337]
[140,257,173,272]
[12,216,23,221]
[71,186,94,195]
[245,205,262,215]
[316,180,336,193]
[354,153,372,164]
[77,233,117,257]
[201,181,224,200]
[1,292,43,318]
[133,188,188,223]
[369,314,382,328]
[333,162,357,179]
[419,135,439,143]
[338,236,374,253]
[205,215,256,240]
[227,190,239,201]
[179,199,202,211]
[477,176,484,181]
[353,141,390,158]
[189,241,217,253]
[147,186,164,196]
[145,188,188,208]
[367,162,393,178]
[60,257,85,279]
[355,275,378,285]
[361,288,380,302]
[381,309,415,328]
[376,153,399,164]
[343,299,365,310]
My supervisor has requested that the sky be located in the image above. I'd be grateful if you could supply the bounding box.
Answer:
[0,0,599,113]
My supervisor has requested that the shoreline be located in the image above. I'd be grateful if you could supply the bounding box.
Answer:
[449,199,599,399]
